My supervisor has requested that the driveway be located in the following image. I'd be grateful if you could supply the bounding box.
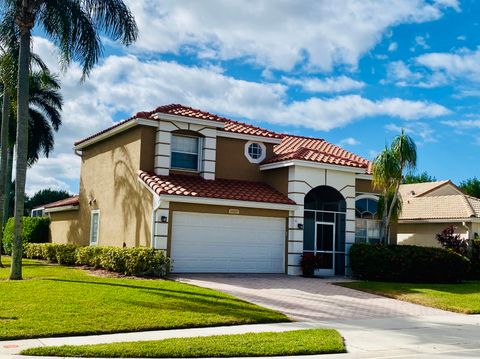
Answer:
[176,274,454,321]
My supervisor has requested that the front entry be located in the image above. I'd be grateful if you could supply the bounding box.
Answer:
[316,222,335,276]
[303,186,346,276]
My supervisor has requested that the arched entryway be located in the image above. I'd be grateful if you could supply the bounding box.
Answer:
[303,186,346,276]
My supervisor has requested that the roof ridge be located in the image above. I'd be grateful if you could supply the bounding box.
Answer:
[300,146,368,166]
[461,194,476,218]
[281,134,325,141]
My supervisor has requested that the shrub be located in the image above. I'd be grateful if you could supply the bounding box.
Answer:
[436,226,468,256]
[350,243,470,283]
[24,243,171,277]
[469,240,480,279]
[75,246,105,268]
[2,216,50,255]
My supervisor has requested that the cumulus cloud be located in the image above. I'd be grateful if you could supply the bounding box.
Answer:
[339,137,360,146]
[386,60,448,88]
[124,0,458,72]
[282,76,365,93]
[385,122,436,142]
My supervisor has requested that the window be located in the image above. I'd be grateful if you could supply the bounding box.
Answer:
[355,198,381,244]
[244,141,266,163]
[171,135,200,171]
[90,210,100,245]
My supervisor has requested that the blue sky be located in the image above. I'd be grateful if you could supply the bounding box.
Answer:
[27,0,480,194]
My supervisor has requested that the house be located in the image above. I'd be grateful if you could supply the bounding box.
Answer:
[397,180,480,247]
[43,104,380,275]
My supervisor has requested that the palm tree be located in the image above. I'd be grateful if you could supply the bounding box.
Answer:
[372,130,417,244]
[1,0,137,280]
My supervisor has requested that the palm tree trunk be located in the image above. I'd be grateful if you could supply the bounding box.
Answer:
[385,181,401,245]
[3,146,13,227]
[10,26,31,280]
[0,84,10,267]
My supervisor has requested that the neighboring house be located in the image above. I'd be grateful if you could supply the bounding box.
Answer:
[42,104,380,275]
[397,180,480,247]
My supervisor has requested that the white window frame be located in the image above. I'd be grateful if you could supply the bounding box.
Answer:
[89,209,100,246]
[170,134,202,172]
[244,141,266,164]
[354,195,382,244]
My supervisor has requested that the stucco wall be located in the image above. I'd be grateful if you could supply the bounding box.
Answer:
[397,222,468,247]
[48,210,81,244]
[421,185,460,197]
[50,126,155,247]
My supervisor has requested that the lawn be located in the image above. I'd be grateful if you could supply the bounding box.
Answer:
[0,258,288,340]
[339,280,480,314]
[21,329,346,357]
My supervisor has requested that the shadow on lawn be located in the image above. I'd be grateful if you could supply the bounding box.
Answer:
[341,281,480,296]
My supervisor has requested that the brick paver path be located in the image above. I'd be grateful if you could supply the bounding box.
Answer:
[176,274,455,321]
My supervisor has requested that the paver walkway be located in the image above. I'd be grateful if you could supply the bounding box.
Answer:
[175,274,454,321]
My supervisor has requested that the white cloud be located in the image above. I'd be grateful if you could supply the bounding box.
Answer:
[457,35,466,41]
[282,76,365,93]
[124,0,458,72]
[441,119,480,128]
[339,137,360,146]
[25,37,450,194]
[414,35,430,50]
[385,122,436,142]
[388,42,398,52]
[386,60,448,88]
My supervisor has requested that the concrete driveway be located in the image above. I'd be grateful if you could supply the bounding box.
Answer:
[176,274,454,321]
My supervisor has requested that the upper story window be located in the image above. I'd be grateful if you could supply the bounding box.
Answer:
[355,197,381,244]
[171,134,201,171]
[245,141,266,163]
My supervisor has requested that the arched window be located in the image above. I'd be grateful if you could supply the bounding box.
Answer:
[355,197,381,244]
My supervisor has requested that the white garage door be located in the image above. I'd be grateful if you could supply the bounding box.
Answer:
[171,212,286,273]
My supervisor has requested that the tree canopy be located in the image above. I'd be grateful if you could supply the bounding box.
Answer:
[403,171,437,184]
[459,177,480,198]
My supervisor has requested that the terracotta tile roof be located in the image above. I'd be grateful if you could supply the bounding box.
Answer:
[44,196,79,209]
[399,195,480,220]
[138,171,295,205]
[264,135,372,173]
[75,104,282,145]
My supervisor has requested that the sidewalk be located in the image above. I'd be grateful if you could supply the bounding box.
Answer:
[2,314,480,358]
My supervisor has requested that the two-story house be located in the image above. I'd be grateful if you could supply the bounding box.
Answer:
[44,104,380,276]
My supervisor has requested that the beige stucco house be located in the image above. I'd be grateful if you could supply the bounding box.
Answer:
[397,181,480,248]
[43,104,382,275]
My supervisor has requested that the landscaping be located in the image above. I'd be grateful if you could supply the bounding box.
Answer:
[339,280,480,314]
[21,329,346,358]
[0,258,288,340]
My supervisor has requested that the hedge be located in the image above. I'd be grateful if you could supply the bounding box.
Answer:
[24,243,171,277]
[350,243,470,283]
[2,216,50,255]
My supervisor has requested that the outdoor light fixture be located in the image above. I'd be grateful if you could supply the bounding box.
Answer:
[161,216,168,223]
[297,223,304,230]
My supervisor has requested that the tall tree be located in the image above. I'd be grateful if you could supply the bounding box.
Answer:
[1,0,137,280]
[372,131,417,243]
[403,171,436,184]
[25,188,71,214]
[459,177,480,198]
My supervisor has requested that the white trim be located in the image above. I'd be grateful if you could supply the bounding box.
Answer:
[44,205,79,213]
[153,113,225,128]
[398,218,480,224]
[356,173,372,180]
[217,131,282,144]
[244,141,266,164]
[355,193,380,201]
[260,159,366,173]
[74,118,158,150]
[89,209,100,246]
[160,194,298,211]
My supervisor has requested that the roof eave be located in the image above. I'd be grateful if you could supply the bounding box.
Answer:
[259,159,367,173]
[152,113,225,128]
[44,205,79,213]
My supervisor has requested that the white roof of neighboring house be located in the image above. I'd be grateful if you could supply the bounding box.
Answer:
[398,181,480,221]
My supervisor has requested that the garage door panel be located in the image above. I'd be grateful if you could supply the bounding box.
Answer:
[171,212,285,273]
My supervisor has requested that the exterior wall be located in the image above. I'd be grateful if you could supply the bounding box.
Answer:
[48,210,81,244]
[355,178,376,194]
[397,222,469,247]
[154,120,217,179]
[215,137,275,181]
[49,126,155,247]
[287,165,357,275]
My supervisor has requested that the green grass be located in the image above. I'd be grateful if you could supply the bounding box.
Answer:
[339,280,480,314]
[0,258,288,340]
[21,329,346,358]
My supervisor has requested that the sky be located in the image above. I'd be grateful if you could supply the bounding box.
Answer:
[26,0,480,195]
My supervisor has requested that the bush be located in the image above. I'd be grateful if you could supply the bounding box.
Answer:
[24,243,171,277]
[350,243,470,283]
[436,226,468,256]
[3,216,50,255]
[469,240,480,279]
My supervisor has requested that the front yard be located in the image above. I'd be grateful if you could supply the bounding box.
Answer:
[339,280,480,314]
[0,258,288,340]
[21,329,346,357]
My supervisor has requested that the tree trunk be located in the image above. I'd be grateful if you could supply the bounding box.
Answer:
[385,181,401,245]
[10,26,31,280]
[0,84,10,267]
[3,146,13,227]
